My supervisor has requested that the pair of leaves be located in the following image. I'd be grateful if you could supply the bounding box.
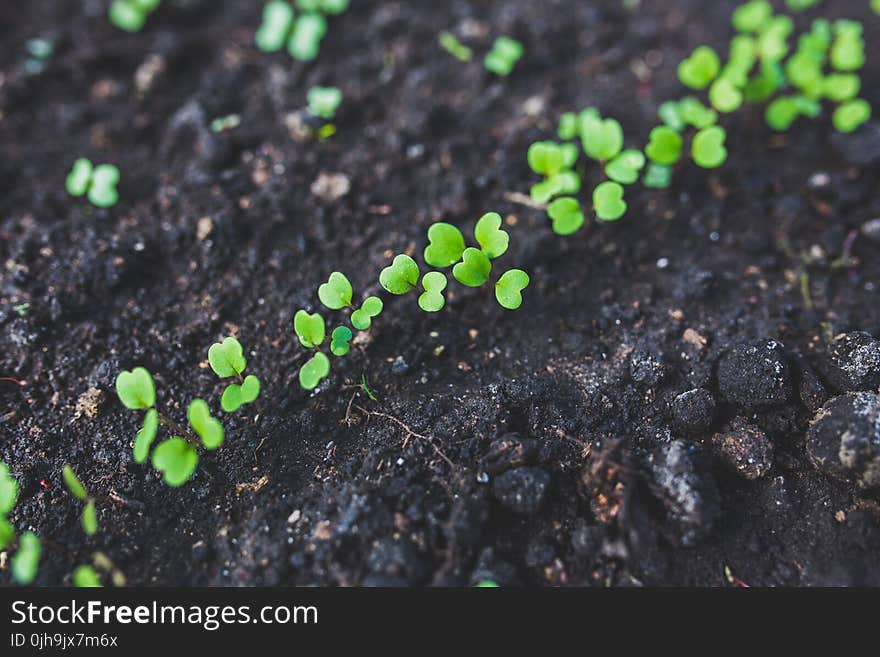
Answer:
[379,255,420,295]
[299,352,330,390]
[593,182,627,222]
[645,126,683,166]
[833,99,871,133]
[691,126,728,169]
[116,367,156,410]
[187,399,225,449]
[65,158,120,208]
[11,531,41,585]
[295,309,327,347]
[62,465,98,536]
[581,113,624,162]
[330,326,353,356]
[255,2,328,60]
[209,337,260,412]
[678,46,720,90]
[418,272,448,312]
[108,0,160,33]
[605,149,646,184]
[424,213,509,268]
[307,86,342,120]
[484,36,523,76]
[765,95,820,131]
[317,273,385,329]
[351,296,383,330]
[527,142,580,203]
[152,438,198,487]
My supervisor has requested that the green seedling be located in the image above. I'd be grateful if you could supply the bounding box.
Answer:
[643,163,673,189]
[691,126,728,168]
[605,150,646,184]
[495,269,530,310]
[758,16,794,63]
[709,78,744,113]
[1,463,41,585]
[418,272,448,312]
[256,1,295,51]
[822,74,859,102]
[474,212,510,258]
[593,181,627,222]
[439,31,472,62]
[547,197,584,235]
[744,62,785,102]
[152,438,198,487]
[527,141,580,203]
[580,113,624,162]
[351,297,383,330]
[294,310,326,347]
[453,248,492,287]
[296,0,349,13]
[833,98,871,133]
[658,101,686,132]
[208,336,261,413]
[484,36,523,76]
[830,24,864,72]
[678,46,721,90]
[255,1,331,61]
[187,400,224,449]
[299,352,330,390]
[289,13,328,60]
[65,158,120,208]
[765,95,820,130]
[330,326,353,356]
[307,86,342,120]
[677,97,718,128]
[732,1,772,33]
[380,255,420,294]
[424,223,466,268]
[109,0,160,32]
[73,565,102,588]
[23,38,53,76]
[210,114,241,133]
[318,272,354,309]
[645,126,683,166]
[62,465,98,537]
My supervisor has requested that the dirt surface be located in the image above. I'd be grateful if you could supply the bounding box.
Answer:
[2,0,880,586]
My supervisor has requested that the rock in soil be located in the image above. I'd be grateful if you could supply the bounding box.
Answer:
[492,466,551,515]
[671,388,716,434]
[710,417,773,480]
[806,392,880,489]
[482,433,539,474]
[717,340,792,409]
[816,332,880,393]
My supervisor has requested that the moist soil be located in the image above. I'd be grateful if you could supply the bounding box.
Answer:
[2,0,880,586]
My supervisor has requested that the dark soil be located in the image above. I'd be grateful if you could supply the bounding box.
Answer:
[2,0,880,587]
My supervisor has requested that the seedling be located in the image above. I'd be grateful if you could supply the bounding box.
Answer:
[547,197,584,235]
[424,223,466,268]
[580,113,624,162]
[495,269,530,310]
[645,126,683,165]
[0,462,41,585]
[593,181,627,222]
[109,0,160,32]
[330,326,353,356]
[691,126,728,168]
[439,31,473,62]
[418,272,448,312]
[255,0,343,61]
[678,46,721,90]
[62,465,98,537]
[294,309,327,346]
[605,150,646,184]
[307,86,342,120]
[208,336,261,413]
[786,0,820,10]
[732,1,773,33]
[527,141,580,203]
[23,38,53,76]
[73,565,102,588]
[66,158,120,208]
[380,255,420,294]
[484,36,523,76]
[351,297,383,330]
[299,352,330,389]
[453,248,491,287]
[833,98,871,133]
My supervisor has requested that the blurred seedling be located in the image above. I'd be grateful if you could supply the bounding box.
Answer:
[66,158,120,208]
[62,465,98,537]
[439,31,473,62]
[307,86,342,120]
[256,0,347,61]
[109,0,160,33]
[23,38,53,76]
[527,141,580,203]
[1,462,41,585]
[73,551,127,588]
[208,336,261,413]
[484,36,524,76]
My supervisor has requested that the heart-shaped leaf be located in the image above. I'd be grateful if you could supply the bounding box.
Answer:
[483,36,523,76]
[0,462,19,515]
[62,465,88,501]
[692,126,728,168]
[220,375,261,413]
[678,46,720,90]
[330,326,353,356]
[66,158,93,197]
[527,141,578,176]
[81,501,98,536]
[645,126,683,166]
[133,408,158,464]
[732,0,772,33]
[452,248,491,287]
[677,97,718,128]
[307,86,342,120]
[547,197,584,236]
[255,0,295,52]
[474,212,509,259]
[299,352,330,390]
[11,531,41,585]
[287,13,328,61]
[424,223,466,268]
[580,115,624,162]
[833,98,871,133]
[758,16,794,63]
[605,149,646,184]
[379,254,419,295]
[73,565,102,588]
[709,78,743,113]
[318,272,353,310]
[351,296,383,330]
[116,367,156,410]
[658,101,685,132]
[152,438,199,487]
[88,164,120,208]
[593,182,627,222]
[294,310,326,348]
[208,336,247,378]
[495,269,530,310]
[822,74,860,102]
[418,272,447,312]
[187,399,224,449]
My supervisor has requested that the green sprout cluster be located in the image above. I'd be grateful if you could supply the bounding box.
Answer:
[23,38,53,76]
[66,158,120,208]
[62,465,98,537]
[115,337,260,487]
[0,462,41,585]
[109,0,161,33]
[293,212,529,390]
[528,1,873,234]
[484,36,524,76]
[255,0,349,61]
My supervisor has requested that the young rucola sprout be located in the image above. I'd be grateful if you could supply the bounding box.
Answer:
[66,158,120,208]
[307,86,342,120]
[293,213,529,390]
[109,0,160,33]
[115,337,260,487]
[0,462,41,585]
[528,1,872,234]
[255,0,349,61]
[484,36,524,76]
[439,31,473,62]
[62,465,98,537]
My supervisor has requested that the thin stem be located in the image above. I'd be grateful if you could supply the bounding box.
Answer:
[156,412,199,447]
